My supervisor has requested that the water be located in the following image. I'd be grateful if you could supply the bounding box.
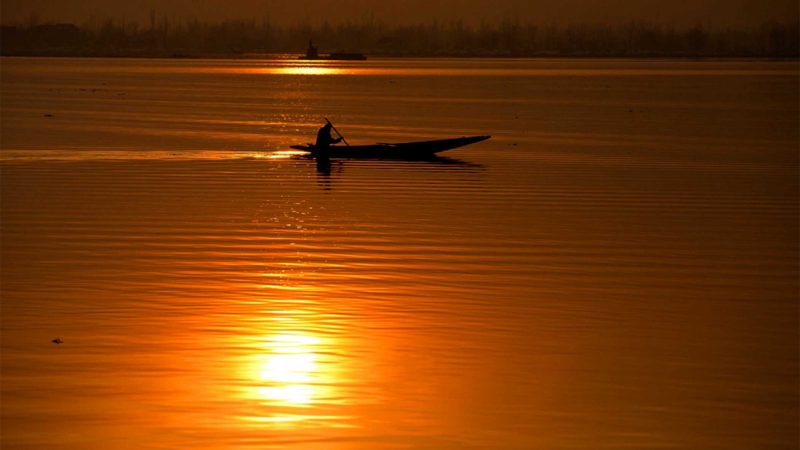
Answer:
[1,57,798,449]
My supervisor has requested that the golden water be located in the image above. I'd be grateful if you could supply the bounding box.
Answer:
[1,57,798,449]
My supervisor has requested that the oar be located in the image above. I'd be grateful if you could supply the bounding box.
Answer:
[325,117,350,146]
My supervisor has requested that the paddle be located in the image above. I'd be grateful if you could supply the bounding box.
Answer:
[325,117,350,146]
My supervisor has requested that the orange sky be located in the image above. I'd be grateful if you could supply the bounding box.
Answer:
[2,0,798,27]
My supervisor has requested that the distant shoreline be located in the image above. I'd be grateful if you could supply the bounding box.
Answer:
[2,52,798,60]
[3,20,797,60]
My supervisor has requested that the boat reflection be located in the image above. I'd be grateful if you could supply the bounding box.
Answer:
[299,154,485,191]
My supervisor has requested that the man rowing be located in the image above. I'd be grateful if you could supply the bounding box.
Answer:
[314,121,343,160]
[313,120,343,174]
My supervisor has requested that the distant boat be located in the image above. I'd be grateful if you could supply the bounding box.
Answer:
[326,52,368,60]
[291,135,491,158]
[298,40,367,60]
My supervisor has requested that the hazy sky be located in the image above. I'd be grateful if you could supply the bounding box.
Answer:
[2,0,797,26]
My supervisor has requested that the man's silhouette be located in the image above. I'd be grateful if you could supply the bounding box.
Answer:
[315,122,342,157]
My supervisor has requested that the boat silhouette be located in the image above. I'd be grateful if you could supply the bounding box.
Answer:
[291,135,491,158]
[298,40,367,60]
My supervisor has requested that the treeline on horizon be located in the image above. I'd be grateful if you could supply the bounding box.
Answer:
[1,16,798,58]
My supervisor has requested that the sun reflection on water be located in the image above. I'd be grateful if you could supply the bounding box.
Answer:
[255,334,320,406]
[262,149,308,159]
[272,66,349,76]
[235,196,359,429]
[236,307,348,429]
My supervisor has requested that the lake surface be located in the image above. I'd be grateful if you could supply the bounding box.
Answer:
[1,57,798,449]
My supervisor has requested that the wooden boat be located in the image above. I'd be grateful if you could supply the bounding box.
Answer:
[291,135,491,158]
[299,52,367,60]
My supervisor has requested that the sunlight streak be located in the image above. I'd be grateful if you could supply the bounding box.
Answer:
[267,65,350,76]
[254,334,322,406]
